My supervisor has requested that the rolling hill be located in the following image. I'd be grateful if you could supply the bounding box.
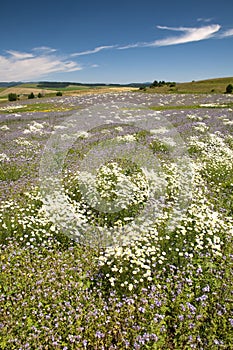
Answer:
[147,77,233,94]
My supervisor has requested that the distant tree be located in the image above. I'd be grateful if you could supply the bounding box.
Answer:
[8,93,17,101]
[38,92,43,98]
[56,91,63,96]
[158,80,166,86]
[225,84,233,94]
[150,80,158,88]
[28,92,35,99]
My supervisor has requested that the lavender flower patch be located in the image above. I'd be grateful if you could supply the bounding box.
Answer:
[0,92,233,349]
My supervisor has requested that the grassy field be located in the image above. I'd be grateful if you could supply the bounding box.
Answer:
[0,91,233,349]
[1,77,233,101]
[146,77,233,94]
[0,84,137,102]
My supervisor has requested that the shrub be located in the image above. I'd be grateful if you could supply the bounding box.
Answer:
[28,92,35,99]
[8,93,17,101]
[56,91,63,96]
[225,84,233,94]
[38,92,43,98]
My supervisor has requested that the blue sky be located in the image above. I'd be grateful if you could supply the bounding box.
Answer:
[1,0,233,83]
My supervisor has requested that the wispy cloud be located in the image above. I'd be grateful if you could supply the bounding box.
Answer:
[117,43,144,50]
[0,49,82,81]
[149,24,221,46]
[32,46,57,53]
[197,17,213,23]
[71,45,116,57]
[117,24,221,50]
[218,28,233,38]
[5,50,35,59]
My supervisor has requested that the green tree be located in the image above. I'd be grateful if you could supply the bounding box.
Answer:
[150,80,158,88]
[226,84,233,94]
[28,92,35,99]
[8,93,17,101]
[38,92,43,98]
[56,91,63,96]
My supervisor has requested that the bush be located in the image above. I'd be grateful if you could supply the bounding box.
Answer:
[38,93,43,98]
[8,93,17,101]
[56,91,63,96]
[225,84,233,94]
[28,92,35,99]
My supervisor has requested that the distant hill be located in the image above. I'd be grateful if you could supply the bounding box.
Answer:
[0,81,151,89]
[1,77,233,97]
[0,82,139,100]
[36,81,151,89]
[0,82,23,88]
[147,77,233,94]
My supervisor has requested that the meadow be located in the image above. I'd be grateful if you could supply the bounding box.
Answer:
[0,91,233,349]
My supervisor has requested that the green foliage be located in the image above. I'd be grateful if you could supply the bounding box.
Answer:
[150,80,176,88]
[28,92,35,99]
[8,93,17,101]
[149,139,170,154]
[37,92,43,98]
[225,83,233,94]
[0,163,22,181]
[56,91,63,96]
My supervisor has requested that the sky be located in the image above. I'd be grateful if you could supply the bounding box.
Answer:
[0,0,233,83]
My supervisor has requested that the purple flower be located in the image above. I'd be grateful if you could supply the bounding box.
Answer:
[202,285,210,292]
[95,331,104,339]
[138,306,145,313]
[186,302,196,313]
[83,340,88,347]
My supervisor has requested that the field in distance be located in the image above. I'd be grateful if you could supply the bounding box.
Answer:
[1,77,233,102]
[146,76,233,94]
[0,82,137,102]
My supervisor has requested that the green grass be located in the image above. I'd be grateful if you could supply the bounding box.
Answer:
[0,163,23,181]
[16,83,39,88]
[0,102,79,114]
[38,85,97,91]
[145,77,233,94]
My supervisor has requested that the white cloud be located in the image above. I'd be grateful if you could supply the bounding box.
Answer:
[150,24,221,46]
[5,50,34,59]
[32,46,57,53]
[117,43,144,50]
[118,24,221,50]
[218,28,233,38]
[156,25,189,32]
[197,18,213,23]
[71,45,116,56]
[0,50,82,81]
